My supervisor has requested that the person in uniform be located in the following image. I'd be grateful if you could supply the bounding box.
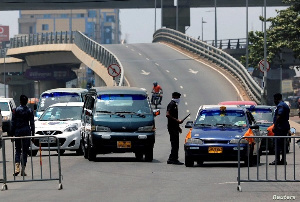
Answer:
[269,93,290,165]
[12,95,35,176]
[166,92,184,165]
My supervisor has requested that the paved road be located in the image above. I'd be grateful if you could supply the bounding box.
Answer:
[1,43,300,201]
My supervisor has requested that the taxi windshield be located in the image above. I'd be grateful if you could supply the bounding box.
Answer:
[195,110,247,127]
[250,109,273,125]
[40,106,82,121]
[96,94,151,114]
[39,92,81,112]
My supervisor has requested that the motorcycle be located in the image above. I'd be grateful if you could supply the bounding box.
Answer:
[151,92,162,109]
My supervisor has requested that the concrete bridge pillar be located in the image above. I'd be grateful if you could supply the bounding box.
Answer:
[8,83,35,103]
[37,80,67,94]
[94,74,106,87]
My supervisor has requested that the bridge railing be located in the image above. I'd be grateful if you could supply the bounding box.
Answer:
[153,28,262,104]
[6,31,124,86]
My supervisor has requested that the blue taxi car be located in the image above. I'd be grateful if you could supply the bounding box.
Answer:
[184,105,260,167]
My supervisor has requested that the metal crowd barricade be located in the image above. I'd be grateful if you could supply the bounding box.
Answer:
[237,135,300,192]
[1,135,63,191]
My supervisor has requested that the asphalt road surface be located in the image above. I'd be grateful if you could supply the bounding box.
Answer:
[1,43,299,201]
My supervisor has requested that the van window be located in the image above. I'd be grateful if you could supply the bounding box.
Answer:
[96,94,151,113]
[0,102,10,111]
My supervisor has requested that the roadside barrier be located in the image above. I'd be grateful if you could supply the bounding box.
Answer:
[237,135,300,192]
[1,135,63,191]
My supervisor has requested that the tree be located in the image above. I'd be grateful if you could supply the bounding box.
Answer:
[241,0,300,67]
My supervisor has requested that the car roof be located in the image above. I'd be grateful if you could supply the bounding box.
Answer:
[218,101,257,106]
[0,98,14,102]
[42,88,88,93]
[48,102,84,107]
[91,86,148,95]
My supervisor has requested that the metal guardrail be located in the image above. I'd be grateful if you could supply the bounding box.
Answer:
[2,31,125,86]
[153,28,262,104]
[205,38,247,50]
[237,135,300,192]
[1,135,63,190]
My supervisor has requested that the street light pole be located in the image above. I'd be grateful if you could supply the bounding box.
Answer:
[214,0,217,48]
[154,0,157,32]
[201,17,207,41]
[261,0,268,104]
[176,0,178,31]
[161,0,163,28]
[3,48,6,98]
[246,0,249,69]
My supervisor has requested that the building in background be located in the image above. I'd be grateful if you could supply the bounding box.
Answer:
[18,9,121,44]
[0,25,9,49]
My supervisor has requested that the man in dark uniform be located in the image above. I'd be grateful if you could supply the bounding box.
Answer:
[269,93,290,165]
[166,92,184,165]
[11,95,35,176]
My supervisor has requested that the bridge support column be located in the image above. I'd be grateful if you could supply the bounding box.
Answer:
[8,83,35,103]
[162,0,190,33]
[37,80,67,95]
[94,74,106,87]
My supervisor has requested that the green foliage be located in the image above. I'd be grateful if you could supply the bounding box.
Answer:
[241,0,300,68]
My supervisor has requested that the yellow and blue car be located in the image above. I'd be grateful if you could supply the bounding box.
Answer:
[184,105,261,167]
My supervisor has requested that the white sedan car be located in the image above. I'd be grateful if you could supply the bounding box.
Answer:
[31,102,83,155]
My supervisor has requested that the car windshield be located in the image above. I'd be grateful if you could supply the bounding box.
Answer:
[38,92,81,112]
[250,109,273,124]
[96,94,151,114]
[195,110,247,127]
[0,102,9,111]
[39,106,82,121]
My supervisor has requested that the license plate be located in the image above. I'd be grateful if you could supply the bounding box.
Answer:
[39,137,56,143]
[117,141,131,148]
[208,147,223,153]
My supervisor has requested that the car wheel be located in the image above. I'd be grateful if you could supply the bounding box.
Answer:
[185,154,194,167]
[135,152,143,161]
[82,140,88,159]
[58,149,65,156]
[28,150,38,156]
[87,144,96,161]
[144,147,153,162]
[76,141,84,156]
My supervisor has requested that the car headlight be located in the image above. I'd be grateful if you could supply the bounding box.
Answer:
[92,126,111,132]
[138,125,155,132]
[186,138,203,144]
[230,139,248,144]
[2,116,10,121]
[64,124,79,132]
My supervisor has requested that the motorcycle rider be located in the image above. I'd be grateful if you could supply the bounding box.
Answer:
[151,81,163,105]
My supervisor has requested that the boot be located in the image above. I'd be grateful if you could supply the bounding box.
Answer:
[13,163,20,176]
[21,166,27,176]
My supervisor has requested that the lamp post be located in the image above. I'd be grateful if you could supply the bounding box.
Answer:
[154,0,157,32]
[175,0,179,31]
[261,0,268,104]
[161,0,163,28]
[214,0,217,48]
[2,48,6,98]
[201,17,207,41]
[246,0,249,69]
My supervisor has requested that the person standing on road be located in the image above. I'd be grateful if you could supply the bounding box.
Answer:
[12,95,35,176]
[166,92,184,165]
[269,93,290,165]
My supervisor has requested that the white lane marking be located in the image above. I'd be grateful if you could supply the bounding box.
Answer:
[162,43,244,101]
[189,68,198,74]
[131,49,135,51]
[126,46,128,48]
[183,94,186,97]
[166,70,170,73]
[146,58,150,61]
[174,78,177,80]
[185,102,188,105]
[186,110,190,112]
[141,70,150,75]
[180,86,183,89]
[155,63,159,66]
[138,53,142,56]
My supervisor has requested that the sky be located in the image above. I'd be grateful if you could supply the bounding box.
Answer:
[0,6,287,44]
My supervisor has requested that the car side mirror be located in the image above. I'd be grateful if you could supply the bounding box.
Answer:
[153,109,160,116]
[250,125,259,130]
[185,121,193,128]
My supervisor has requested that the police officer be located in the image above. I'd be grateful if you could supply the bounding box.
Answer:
[12,95,35,176]
[166,92,184,165]
[269,93,290,165]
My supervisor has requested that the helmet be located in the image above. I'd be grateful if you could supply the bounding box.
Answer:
[153,81,158,86]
